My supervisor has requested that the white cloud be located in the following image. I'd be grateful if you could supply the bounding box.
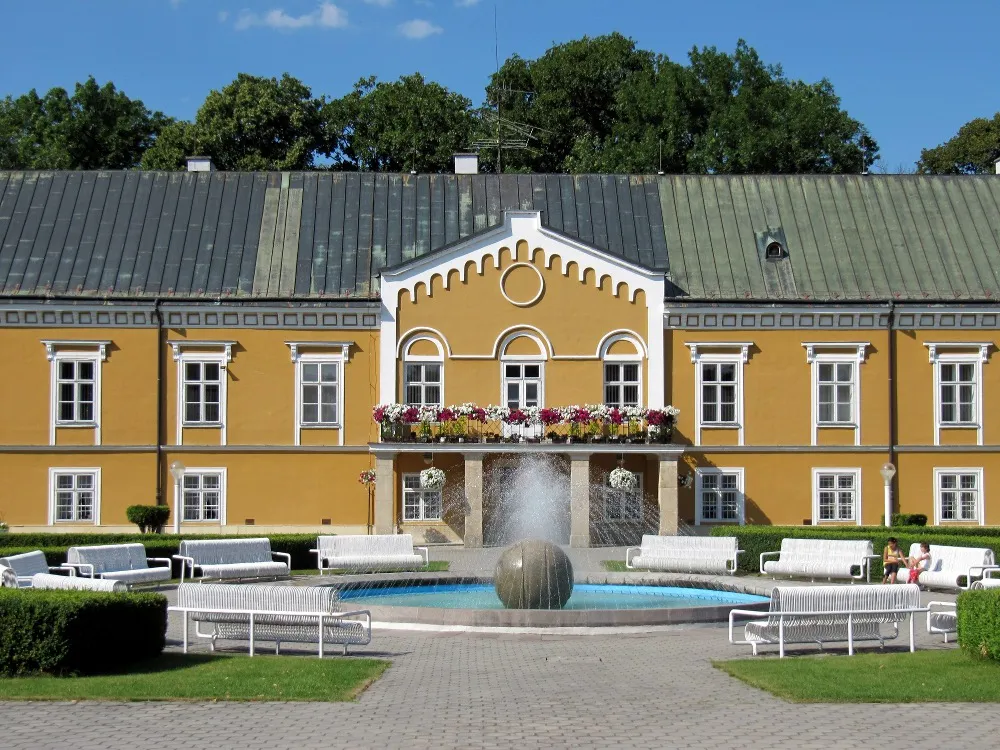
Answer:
[363,0,394,6]
[218,10,230,22]
[235,2,348,31]
[454,0,480,6]
[397,18,442,39]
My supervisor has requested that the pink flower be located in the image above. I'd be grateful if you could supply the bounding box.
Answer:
[469,407,487,423]
[609,408,623,425]
[505,409,528,425]
[372,406,387,423]
[570,408,591,424]
[538,408,562,426]
[402,406,420,424]
[439,408,456,422]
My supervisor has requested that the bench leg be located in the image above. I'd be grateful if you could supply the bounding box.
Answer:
[847,614,854,656]
[249,613,255,657]
[318,615,324,659]
[182,611,189,654]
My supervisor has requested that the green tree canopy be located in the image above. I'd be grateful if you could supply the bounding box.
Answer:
[918,114,1000,174]
[325,73,476,172]
[141,73,326,171]
[0,76,166,169]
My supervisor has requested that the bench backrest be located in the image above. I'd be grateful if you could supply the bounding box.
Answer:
[317,534,416,557]
[778,538,872,560]
[768,583,920,624]
[177,582,339,623]
[0,550,49,578]
[178,538,273,565]
[67,544,150,574]
[905,543,995,573]
[639,534,738,557]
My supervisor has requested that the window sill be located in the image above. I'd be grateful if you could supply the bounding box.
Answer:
[697,519,742,524]
[54,423,97,429]
[701,423,740,430]
[816,423,857,429]
[300,424,342,430]
[939,423,980,429]
[400,518,444,524]
[814,520,859,524]
[181,423,223,429]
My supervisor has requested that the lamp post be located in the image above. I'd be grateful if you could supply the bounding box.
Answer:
[880,462,896,527]
[169,460,185,534]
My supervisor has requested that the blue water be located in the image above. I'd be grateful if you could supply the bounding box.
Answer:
[338,583,768,611]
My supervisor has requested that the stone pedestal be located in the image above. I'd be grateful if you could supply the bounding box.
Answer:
[463,453,484,548]
[656,456,679,536]
[374,453,396,535]
[569,454,591,548]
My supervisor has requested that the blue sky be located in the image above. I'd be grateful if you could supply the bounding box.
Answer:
[2,0,998,170]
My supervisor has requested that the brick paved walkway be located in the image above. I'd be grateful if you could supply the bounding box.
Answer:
[1,555,991,750]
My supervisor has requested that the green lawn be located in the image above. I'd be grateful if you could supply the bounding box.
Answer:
[715,649,1000,702]
[601,560,629,572]
[0,653,390,702]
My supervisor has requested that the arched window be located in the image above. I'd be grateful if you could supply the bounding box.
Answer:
[499,333,546,410]
[600,334,644,408]
[402,336,444,406]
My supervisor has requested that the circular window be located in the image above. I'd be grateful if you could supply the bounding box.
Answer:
[499,263,545,307]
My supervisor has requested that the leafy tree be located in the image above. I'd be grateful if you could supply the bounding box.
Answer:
[326,73,475,172]
[918,114,1000,174]
[141,73,326,171]
[0,76,166,169]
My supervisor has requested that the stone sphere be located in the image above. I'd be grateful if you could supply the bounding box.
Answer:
[494,539,574,609]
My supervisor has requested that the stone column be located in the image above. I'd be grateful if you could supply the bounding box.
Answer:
[463,453,484,548]
[569,453,591,548]
[373,452,396,535]
[656,456,679,536]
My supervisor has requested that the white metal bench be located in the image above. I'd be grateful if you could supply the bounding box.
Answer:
[729,584,926,657]
[173,538,291,582]
[169,583,372,656]
[311,534,428,574]
[971,569,1000,589]
[760,538,877,582]
[926,601,958,641]
[0,550,74,588]
[65,544,171,588]
[30,573,126,592]
[625,535,742,575]
[893,543,996,590]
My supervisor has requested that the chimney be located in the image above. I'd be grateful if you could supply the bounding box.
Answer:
[186,156,215,173]
[454,153,478,175]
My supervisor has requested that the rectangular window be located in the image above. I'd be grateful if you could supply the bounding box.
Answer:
[814,470,859,523]
[502,362,542,410]
[939,362,977,425]
[49,469,99,523]
[936,469,982,523]
[55,358,96,423]
[183,361,222,424]
[817,362,855,424]
[182,471,224,522]
[404,363,442,406]
[402,474,442,521]
[300,360,340,426]
[603,472,644,522]
[701,362,737,424]
[696,469,743,524]
[603,362,641,409]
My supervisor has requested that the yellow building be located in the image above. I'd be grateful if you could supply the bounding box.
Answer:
[1,164,999,542]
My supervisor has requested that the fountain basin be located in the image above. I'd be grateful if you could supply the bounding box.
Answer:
[332,578,770,628]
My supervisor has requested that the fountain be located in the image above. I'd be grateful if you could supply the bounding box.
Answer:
[494,539,573,609]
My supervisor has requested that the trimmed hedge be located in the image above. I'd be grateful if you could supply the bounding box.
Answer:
[711,526,1000,577]
[891,514,928,527]
[0,589,167,676]
[125,505,171,534]
[0,534,323,575]
[957,589,1000,662]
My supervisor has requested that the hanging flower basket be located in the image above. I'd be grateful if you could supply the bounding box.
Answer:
[358,469,377,487]
[609,467,638,490]
[420,467,446,490]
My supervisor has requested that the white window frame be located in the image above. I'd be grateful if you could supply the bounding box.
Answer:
[694,467,745,525]
[47,467,101,525]
[286,342,352,446]
[602,472,644,523]
[404,361,444,407]
[171,342,233,446]
[602,360,643,409]
[933,467,984,526]
[811,468,862,525]
[926,342,989,446]
[402,473,442,521]
[804,343,868,447]
[501,360,545,410]
[43,341,109,446]
[174,467,227,525]
[687,343,750,446]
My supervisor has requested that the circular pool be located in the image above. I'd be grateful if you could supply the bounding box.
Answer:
[332,579,770,628]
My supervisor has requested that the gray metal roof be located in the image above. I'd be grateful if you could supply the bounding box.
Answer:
[1,170,999,301]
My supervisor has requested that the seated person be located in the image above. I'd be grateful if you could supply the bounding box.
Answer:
[905,541,932,584]
[882,537,906,584]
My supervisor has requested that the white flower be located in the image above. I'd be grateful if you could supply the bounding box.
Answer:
[665,405,681,417]
[420,467,447,490]
[622,405,646,421]
[418,404,440,423]
[485,404,509,422]
[609,467,639,490]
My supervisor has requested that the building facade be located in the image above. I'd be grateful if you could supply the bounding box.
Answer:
[1,168,999,542]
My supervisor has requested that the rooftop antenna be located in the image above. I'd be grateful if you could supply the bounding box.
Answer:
[470,3,547,172]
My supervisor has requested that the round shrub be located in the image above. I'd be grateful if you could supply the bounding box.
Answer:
[125,505,171,534]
